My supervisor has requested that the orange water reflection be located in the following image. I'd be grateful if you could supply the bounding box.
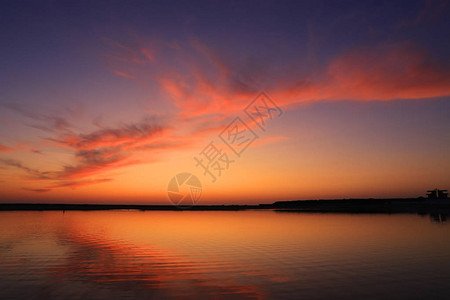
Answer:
[1,211,450,299]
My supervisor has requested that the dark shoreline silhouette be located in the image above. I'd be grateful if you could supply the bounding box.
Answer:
[1,198,449,215]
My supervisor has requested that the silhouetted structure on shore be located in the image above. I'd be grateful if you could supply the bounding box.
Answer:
[427,189,448,200]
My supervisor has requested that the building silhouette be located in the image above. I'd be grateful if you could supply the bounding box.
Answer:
[427,189,449,200]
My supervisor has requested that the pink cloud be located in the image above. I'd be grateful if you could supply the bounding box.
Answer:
[0,144,14,153]
[323,43,450,101]
[112,70,135,79]
[157,41,450,123]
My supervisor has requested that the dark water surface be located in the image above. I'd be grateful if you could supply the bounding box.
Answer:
[0,210,449,299]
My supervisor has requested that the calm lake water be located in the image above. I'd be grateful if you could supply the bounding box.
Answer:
[0,210,449,299]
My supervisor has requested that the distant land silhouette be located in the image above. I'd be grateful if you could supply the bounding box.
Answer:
[1,190,449,216]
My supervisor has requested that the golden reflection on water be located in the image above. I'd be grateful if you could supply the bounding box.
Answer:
[1,211,450,299]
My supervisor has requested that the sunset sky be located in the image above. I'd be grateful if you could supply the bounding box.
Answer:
[0,0,449,204]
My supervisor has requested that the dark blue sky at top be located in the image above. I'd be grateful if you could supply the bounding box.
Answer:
[1,0,449,67]
[0,0,449,111]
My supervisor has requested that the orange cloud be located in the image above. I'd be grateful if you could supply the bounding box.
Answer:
[140,48,155,62]
[323,44,450,101]
[98,37,450,120]
[47,178,112,189]
[0,118,161,189]
[22,187,51,192]
[44,118,175,181]
[103,37,155,65]
[0,114,207,192]
[250,136,288,148]
[158,41,450,115]
[112,70,135,79]
[0,144,14,153]
[266,44,450,108]
[103,37,156,80]
[52,117,167,150]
